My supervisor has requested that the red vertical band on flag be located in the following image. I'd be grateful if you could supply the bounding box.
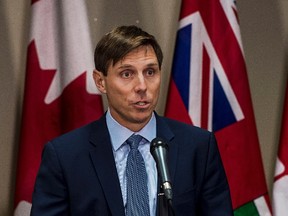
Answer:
[273,80,288,215]
[276,82,288,180]
[201,46,210,130]
[14,2,104,214]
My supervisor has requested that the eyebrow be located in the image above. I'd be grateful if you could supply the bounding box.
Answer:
[146,63,159,67]
[117,62,159,70]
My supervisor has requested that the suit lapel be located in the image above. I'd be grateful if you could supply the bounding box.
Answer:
[155,115,179,216]
[156,114,178,185]
[89,116,125,216]
[87,114,178,216]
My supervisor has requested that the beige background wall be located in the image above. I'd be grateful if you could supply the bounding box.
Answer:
[238,0,288,194]
[0,0,287,215]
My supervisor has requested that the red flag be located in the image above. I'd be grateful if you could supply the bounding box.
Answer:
[165,0,271,214]
[14,1,103,214]
[273,79,288,215]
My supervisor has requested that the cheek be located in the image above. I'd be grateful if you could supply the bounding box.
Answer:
[151,81,161,95]
[106,83,130,101]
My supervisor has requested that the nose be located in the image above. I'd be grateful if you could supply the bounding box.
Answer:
[134,73,147,93]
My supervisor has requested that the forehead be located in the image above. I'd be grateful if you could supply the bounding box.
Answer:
[116,45,158,66]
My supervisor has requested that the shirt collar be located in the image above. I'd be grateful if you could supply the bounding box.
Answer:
[106,109,156,151]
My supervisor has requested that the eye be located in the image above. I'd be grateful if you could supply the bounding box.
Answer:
[121,70,133,78]
[145,68,155,76]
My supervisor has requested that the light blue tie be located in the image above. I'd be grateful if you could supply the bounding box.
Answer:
[126,134,150,216]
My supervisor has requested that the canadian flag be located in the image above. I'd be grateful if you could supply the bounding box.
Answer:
[14,0,103,214]
[273,80,288,215]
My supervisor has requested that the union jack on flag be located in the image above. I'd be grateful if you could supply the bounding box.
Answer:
[166,0,271,215]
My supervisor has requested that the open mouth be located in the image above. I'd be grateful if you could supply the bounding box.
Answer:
[134,101,150,109]
[136,101,148,106]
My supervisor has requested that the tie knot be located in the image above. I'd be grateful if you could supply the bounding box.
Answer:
[126,134,142,149]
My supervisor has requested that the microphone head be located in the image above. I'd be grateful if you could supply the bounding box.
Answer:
[150,137,168,153]
[150,137,173,201]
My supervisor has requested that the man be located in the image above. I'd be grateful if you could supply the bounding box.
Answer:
[31,25,233,215]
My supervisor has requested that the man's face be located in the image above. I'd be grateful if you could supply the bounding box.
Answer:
[94,45,161,131]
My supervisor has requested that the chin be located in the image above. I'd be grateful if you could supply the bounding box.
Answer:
[132,113,151,124]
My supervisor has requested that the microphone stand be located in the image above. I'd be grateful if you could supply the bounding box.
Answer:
[151,138,175,215]
[157,187,175,216]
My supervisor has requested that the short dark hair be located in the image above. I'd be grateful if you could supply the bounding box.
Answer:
[94,25,163,76]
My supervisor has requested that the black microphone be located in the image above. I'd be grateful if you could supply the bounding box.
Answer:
[150,137,173,201]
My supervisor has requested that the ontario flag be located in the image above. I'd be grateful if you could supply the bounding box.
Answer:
[272,79,288,216]
[14,0,103,215]
[165,0,272,215]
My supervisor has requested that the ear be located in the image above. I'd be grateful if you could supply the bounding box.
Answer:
[93,69,107,94]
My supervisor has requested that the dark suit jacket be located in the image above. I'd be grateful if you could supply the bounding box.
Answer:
[31,113,233,215]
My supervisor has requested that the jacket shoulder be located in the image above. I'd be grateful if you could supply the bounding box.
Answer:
[49,115,106,150]
[158,116,212,137]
